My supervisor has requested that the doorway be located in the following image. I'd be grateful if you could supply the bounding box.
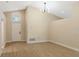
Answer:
[4,10,26,43]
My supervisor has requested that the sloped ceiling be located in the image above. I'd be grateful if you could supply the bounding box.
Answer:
[0,1,79,18]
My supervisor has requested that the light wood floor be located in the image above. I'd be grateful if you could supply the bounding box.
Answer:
[1,42,79,57]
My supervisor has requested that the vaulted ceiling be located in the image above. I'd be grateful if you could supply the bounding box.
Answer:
[0,1,79,18]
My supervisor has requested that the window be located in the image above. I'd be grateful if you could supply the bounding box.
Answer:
[12,16,20,23]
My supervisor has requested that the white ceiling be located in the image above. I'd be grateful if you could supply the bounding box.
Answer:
[0,1,79,18]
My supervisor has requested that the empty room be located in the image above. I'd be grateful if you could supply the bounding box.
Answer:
[0,1,79,57]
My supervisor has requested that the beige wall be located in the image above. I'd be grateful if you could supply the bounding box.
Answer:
[0,12,6,48]
[49,5,79,51]
[0,21,3,55]
[26,7,60,43]
[0,12,6,55]
[49,17,79,51]
[21,10,26,42]
[0,22,2,47]
[4,6,61,43]
[4,12,12,42]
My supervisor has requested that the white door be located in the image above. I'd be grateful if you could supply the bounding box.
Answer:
[11,12,22,41]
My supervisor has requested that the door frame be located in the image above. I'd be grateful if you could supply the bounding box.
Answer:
[4,9,27,43]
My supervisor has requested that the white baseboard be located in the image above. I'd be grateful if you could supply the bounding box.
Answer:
[49,40,79,52]
[6,40,26,43]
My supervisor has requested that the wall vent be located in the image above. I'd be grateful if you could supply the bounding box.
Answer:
[29,38,35,41]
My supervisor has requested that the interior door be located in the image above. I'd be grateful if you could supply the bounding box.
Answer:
[11,12,22,41]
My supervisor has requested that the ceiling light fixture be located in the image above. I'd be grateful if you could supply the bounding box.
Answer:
[5,1,9,3]
[43,2,47,13]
